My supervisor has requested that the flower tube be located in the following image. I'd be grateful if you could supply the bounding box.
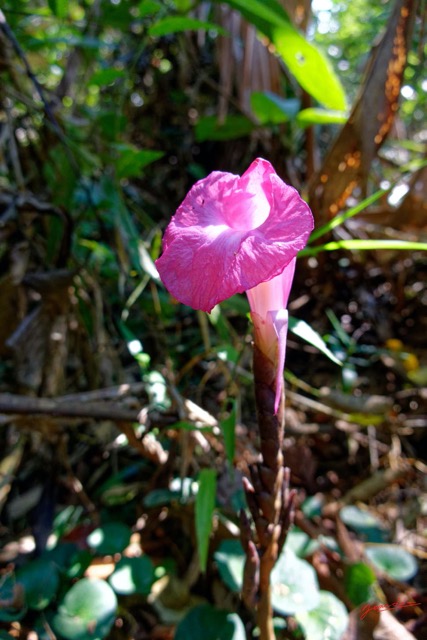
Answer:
[156,158,314,411]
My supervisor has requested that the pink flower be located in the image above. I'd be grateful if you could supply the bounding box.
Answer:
[156,158,314,411]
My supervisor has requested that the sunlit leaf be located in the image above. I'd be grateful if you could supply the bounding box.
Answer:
[288,317,343,366]
[365,545,418,581]
[109,556,155,595]
[296,108,348,128]
[149,17,226,37]
[87,522,132,555]
[344,562,376,607]
[295,591,349,640]
[219,0,346,110]
[301,239,427,257]
[271,547,320,614]
[51,578,117,640]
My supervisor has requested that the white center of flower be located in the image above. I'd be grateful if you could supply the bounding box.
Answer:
[225,189,270,231]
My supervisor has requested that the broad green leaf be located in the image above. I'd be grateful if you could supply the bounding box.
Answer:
[220,400,236,465]
[214,539,245,593]
[89,68,126,86]
[344,562,377,607]
[0,573,27,622]
[340,505,387,543]
[295,591,349,640]
[296,108,348,128]
[114,144,164,179]
[87,522,131,555]
[300,239,427,257]
[195,469,217,572]
[51,578,117,640]
[149,17,226,37]
[175,604,246,640]
[250,91,299,124]
[195,115,254,142]
[271,547,320,614]
[48,0,68,18]
[220,0,346,110]
[109,556,155,595]
[288,317,343,366]
[138,0,162,17]
[365,545,418,581]
[16,559,59,610]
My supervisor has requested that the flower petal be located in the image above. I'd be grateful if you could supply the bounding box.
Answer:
[156,158,313,313]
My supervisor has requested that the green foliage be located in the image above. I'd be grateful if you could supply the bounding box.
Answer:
[295,591,348,640]
[344,562,377,607]
[109,556,155,595]
[365,545,418,582]
[51,578,117,640]
[0,2,425,639]
[175,604,246,640]
[16,559,60,610]
[195,469,217,572]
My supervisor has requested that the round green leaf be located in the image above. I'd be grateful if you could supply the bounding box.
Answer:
[340,506,388,542]
[108,556,155,595]
[51,578,117,640]
[16,559,59,610]
[344,562,376,607]
[295,590,349,640]
[175,605,245,640]
[365,545,418,581]
[0,573,27,622]
[271,547,320,615]
[87,522,131,555]
[214,539,245,593]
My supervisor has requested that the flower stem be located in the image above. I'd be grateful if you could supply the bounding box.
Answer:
[241,345,295,640]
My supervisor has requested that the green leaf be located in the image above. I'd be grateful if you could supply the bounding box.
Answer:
[271,547,320,615]
[48,0,68,18]
[89,68,126,87]
[296,108,348,128]
[138,0,162,18]
[109,556,155,595]
[16,559,59,610]
[195,469,217,572]
[51,578,117,640]
[365,545,418,581]
[295,591,349,640]
[344,562,377,607]
[195,115,254,142]
[214,539,245,593]
[288,316,343,366]
[220,0,346,110]
[220,400,236,465]
[87,522,132,555]
[148,17,225,37]
[0,573,26,622]
[250,91,299,124]
[114,144,164,179]
[340,505,387,543]
[301,239,427,257]
[175,604,246,640]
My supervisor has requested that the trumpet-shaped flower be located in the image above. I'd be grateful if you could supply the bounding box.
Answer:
[156,158,314,411]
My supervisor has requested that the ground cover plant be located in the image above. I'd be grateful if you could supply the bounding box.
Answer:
[0,0,426,639]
